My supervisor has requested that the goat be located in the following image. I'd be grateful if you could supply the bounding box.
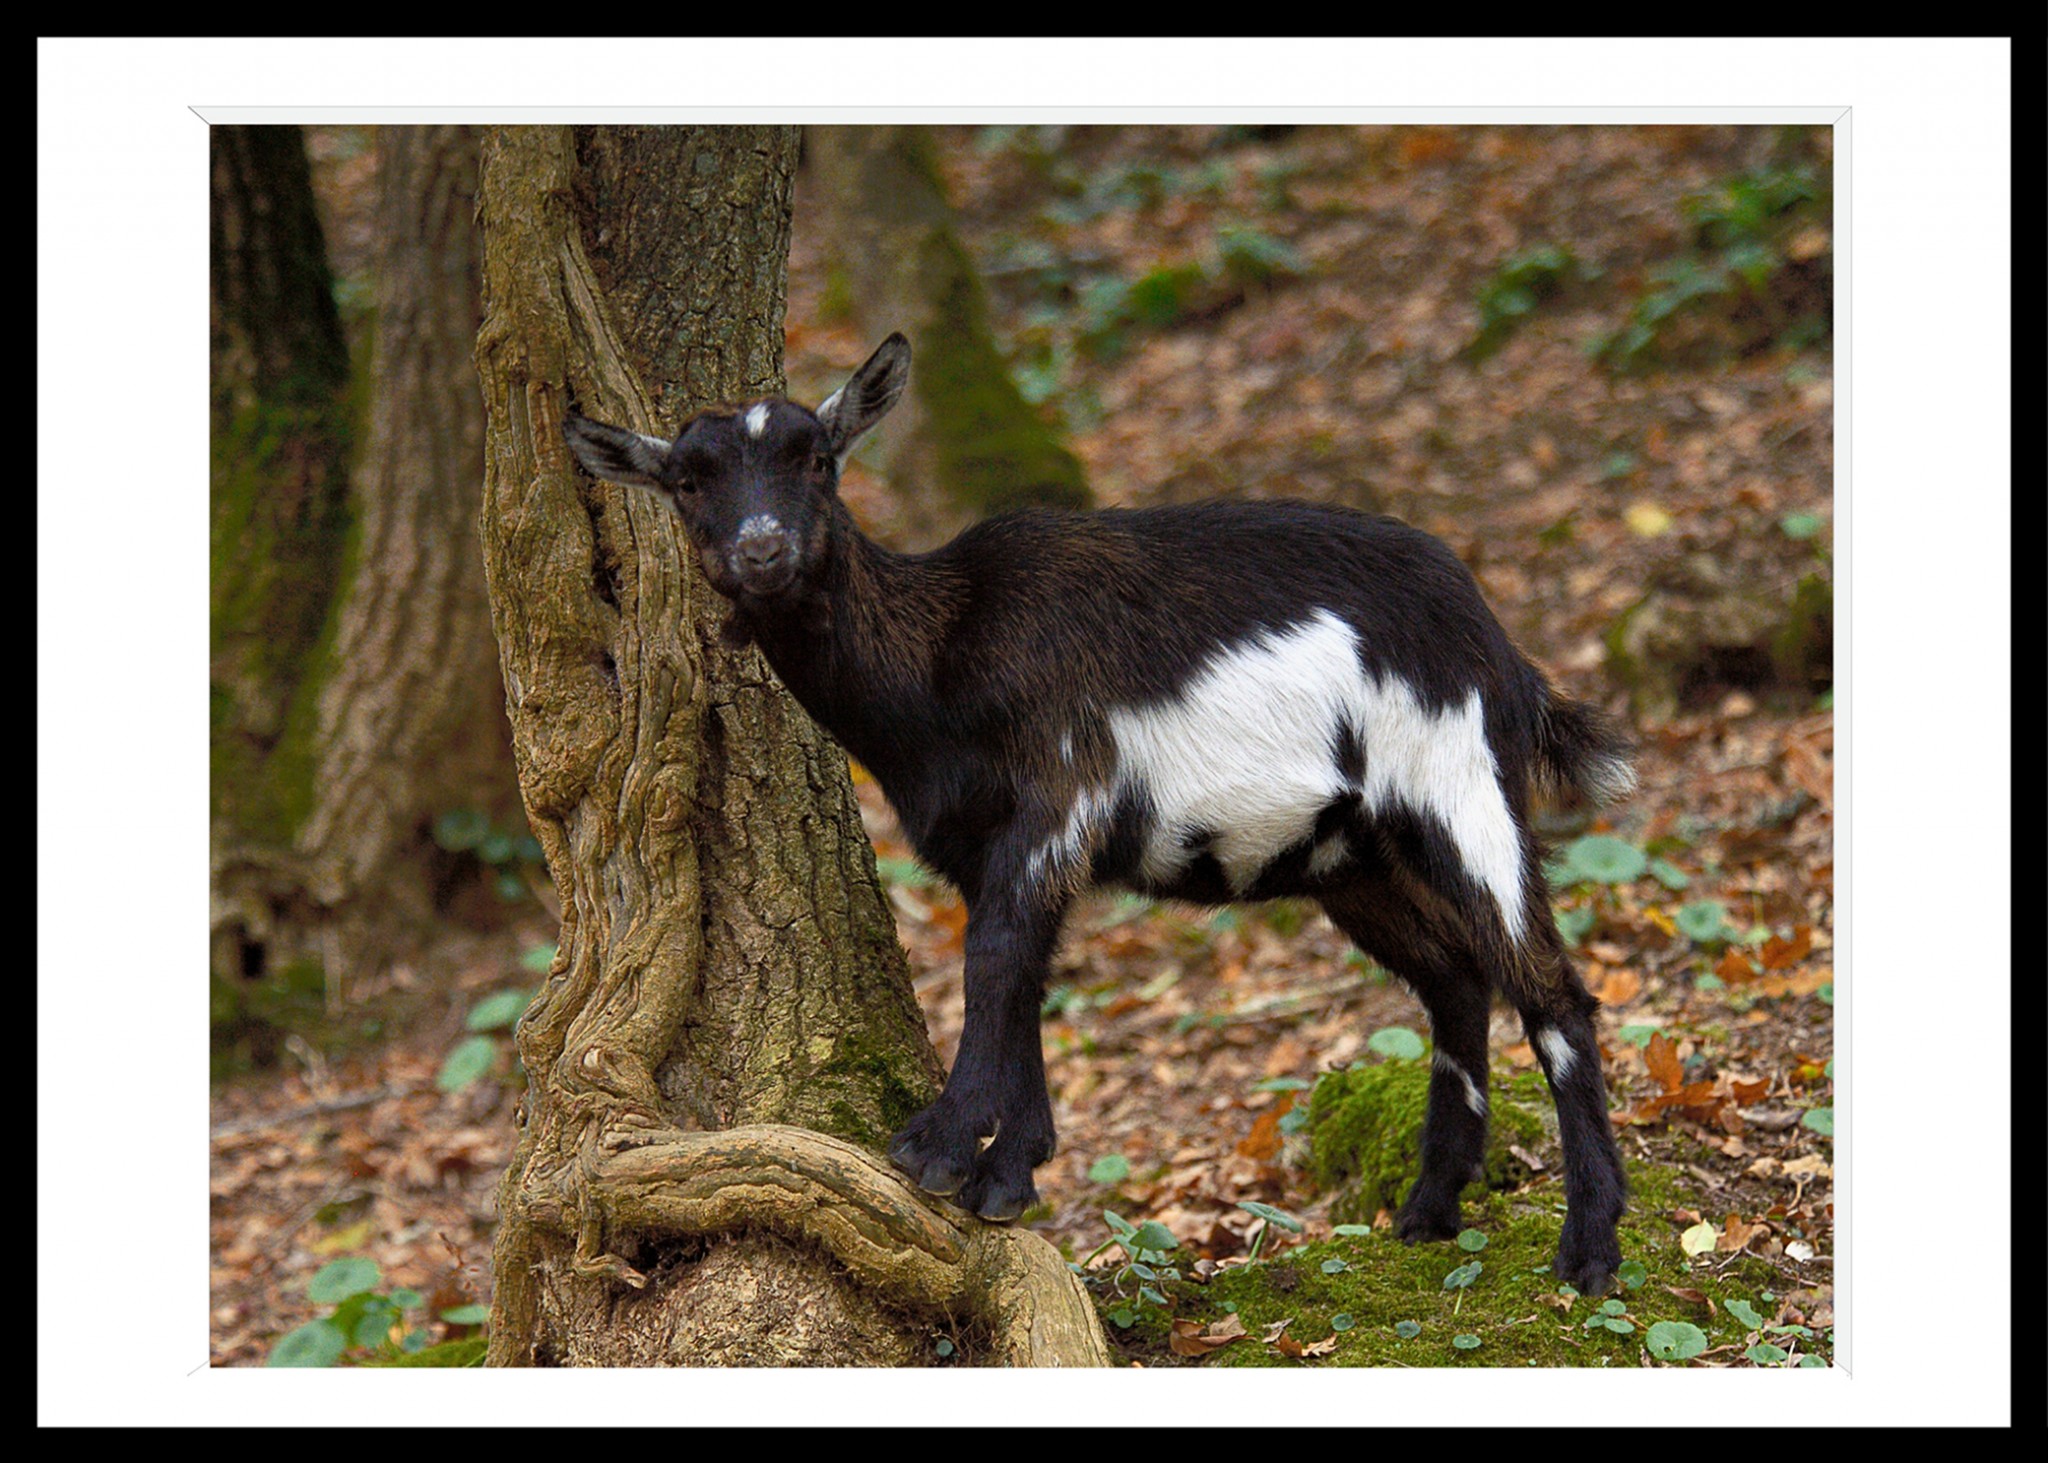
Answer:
[563,333,1636,1293]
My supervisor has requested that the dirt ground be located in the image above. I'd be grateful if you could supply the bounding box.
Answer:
[211,123,1832,1366]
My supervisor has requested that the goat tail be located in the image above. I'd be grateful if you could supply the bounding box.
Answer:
[1532,682,1637,809]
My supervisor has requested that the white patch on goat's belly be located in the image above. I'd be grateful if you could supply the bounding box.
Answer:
[1091,608,1526,937]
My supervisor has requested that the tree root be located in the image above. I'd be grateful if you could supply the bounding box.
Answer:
[515,1121,1112,1367]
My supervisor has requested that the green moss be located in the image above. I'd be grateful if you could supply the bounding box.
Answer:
[209,351,363,845]
[915,228,1089,514]
[1770,571,1833,689]
[807,1027,935,1154]
[1304,1060,1548,1223]
[1109,1157,1790,1368]
[360,1335,488,1367]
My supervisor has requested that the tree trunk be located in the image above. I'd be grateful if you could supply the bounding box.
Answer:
[293,126,518,955]
[474,124,1108,1368]
[805,125,1088,547]
[210,124,357,989]
[211,124,521,1007]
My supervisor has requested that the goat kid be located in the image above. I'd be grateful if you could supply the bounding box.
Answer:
[564,334,1636,1293]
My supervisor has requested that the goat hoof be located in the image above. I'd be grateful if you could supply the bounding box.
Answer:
[887,1122,977,1198]
[1552,1235,1622,1297]
[961,1168,1039,1223]
[1392,1195,1461,1244]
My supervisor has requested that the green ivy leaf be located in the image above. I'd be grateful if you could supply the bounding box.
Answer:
[1647,1320,1710,1361]
[1394,1321,1422,1339]
[466,989,530,1032]
[1452,1333,1482,1350]
[1725,1298,1765,1329]
[1455,1229,1488,1252]
[1801,1107,1834,1136]
[1648,858,1691,891]
[307,1258,381,1305]
[1676,900,1732,943]
[1367,1026,1427,1061]
[1132,1221,1179,1254]
[1331,1313,1355,1332]
[519,943,557,975]
[267,1320,347,1367]
[1745,1342,1789,1364]
[435,1035,499,1093]
[1087,1154,1131,1185]
[1616,1260,1649,1290]
[439,1304,491,1327]
[1236,1201,1304,1232]
[1442,1260,1483,1290]
[1564,835,1647,885]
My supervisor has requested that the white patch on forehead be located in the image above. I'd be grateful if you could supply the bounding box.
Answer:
[737,512,783,539]
[1536,1028,1576,1083]
[1435,1050,1488,1115]
[744,402,772,438]
[1102,608,1525,936]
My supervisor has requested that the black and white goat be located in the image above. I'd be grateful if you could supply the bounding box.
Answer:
[564,334,1636,1292]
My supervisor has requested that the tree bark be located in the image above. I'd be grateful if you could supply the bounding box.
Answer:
[474,124,1108,1367]
[211,124,522,1003]
[210,124,357,987]
[805,126,1088,547]
[293,125,519,955]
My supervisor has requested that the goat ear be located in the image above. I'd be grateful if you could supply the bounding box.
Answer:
[563,413,671,489]
[816,333,910,456]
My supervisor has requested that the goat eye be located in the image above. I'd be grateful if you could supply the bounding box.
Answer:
[813,452,834,477]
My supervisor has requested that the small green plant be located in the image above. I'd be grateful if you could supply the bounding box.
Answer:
[268,1258,487,1367]
[432,808,546,903]
[1590,167,1830,372]
[1076,1211,1184,1329]
[1236,1200,1305,1262]
[1465,244,1586,361]
[437,985,534,1094]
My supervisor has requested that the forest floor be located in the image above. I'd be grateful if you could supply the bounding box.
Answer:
[210,123,1833,1369]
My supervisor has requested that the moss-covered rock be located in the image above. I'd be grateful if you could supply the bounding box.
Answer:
[1604,552,1832,718]
[1304,1059,1549,1224]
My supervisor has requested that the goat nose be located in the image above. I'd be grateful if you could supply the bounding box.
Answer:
[738,536,787,569]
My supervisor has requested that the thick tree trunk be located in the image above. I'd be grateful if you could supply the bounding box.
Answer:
[211,124,520,1004]
[293,126,517,955]
[805,126,1088,546]
[474,124,1108,1368]
[210,124,357,988]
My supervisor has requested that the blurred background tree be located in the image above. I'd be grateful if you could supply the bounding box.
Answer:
[806,125,1089,544]
[211,125,516,1066]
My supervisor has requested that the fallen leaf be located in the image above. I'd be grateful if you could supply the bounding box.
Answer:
[1236,1092,1298,1160]
[1595,967,1642,1005]
[1680,1221,1719,1257]
[1168,1313,1246,1357]
[1760,927,1814,970]
[1717,948,1759,984]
